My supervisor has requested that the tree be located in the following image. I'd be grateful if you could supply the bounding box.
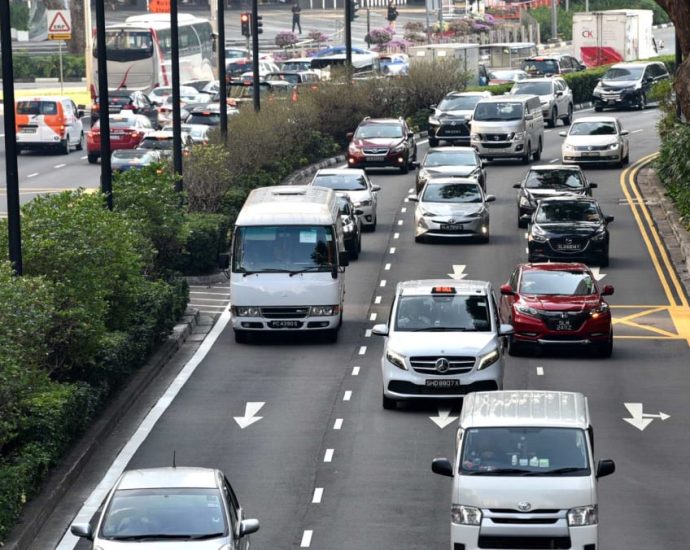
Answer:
[653,0,689,119]
[69,0,86,55]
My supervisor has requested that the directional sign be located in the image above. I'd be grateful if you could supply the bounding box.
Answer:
[47,10,72,40]
[590,267,607,281]
[429,408,458,429]
[623,402,670,431]
[447,265,467,280]
[233,402,265,429]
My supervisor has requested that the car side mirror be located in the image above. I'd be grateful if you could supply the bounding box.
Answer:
[372,323,389,336]
[601,284,614,296]
[239,518,260,537]
[354,208,364,215]
[430,104,437,110]
[485,194,496,202]
[519,214,532,224]
[431,458,454,477]
[558,131,567,137]
[412,161,420,168]
[407,131,414,139]
[596,459,615,478]
[620,129,629,135]
[556,90,563,97]
[589,183,598,188]
[524,113,533,121]
[338,250,349,267]
[407,194,419,202]
[500,283,514,296]
[218,252,230,270]
[499,323,515,336]
[512,183,521,189]
[346,131,354,140]
[70,523,93,540]
[372,185,381,192]
[605,215,614,224]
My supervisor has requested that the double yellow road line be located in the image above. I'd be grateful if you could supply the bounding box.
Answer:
[620,154,690,346]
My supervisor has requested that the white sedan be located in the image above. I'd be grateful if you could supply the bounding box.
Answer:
[560,116,630,166]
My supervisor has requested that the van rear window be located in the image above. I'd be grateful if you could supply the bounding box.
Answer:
[17,101,58,115]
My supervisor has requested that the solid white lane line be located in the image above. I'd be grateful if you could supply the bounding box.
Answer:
[54,163,66,168]
[344,391,352,401]
[365,329,372,337]
[312,488,324,504]
[370,313,377,321]
[301,530,313,547]
[352,366,360,376]
[385,263,391,270]
[358,346,367,355]
[537,366,544,376]
[393,233,400,239]
[389,247,396,254]
[27,173,39,178]
[375,296,382,304]
[397,219,403,225]
[380,280,386,287]
[333,418,343,430]
[324,449,334,462]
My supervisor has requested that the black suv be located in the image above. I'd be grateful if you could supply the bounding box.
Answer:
[592,61,670,111]
[521,55,585,76]
[347,117,417,173]
[90,90,158,128]
[427,91,491,147]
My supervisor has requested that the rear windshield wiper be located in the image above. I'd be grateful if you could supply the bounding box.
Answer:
[288,265,333,277]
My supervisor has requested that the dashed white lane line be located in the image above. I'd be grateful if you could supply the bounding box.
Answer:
[375,296,382,304]
[397,219,403,225]
[631,129,643,134]
[27,173,39,178]
[408,187,414,193]
[54,163,66,169]
[549,158,559,163]
[537,366,544,376]
[365,329,372,337]
[301,530,313,547]
[370,313,377,321]
[352,366,360,376]
[80,155,88,160]
[401,207,407,213]
[524,232,528,239]
[380,280,387,287]
[525,247,529,254]
[389,247,396,254]
[385,263,391,270]
[393,233,400,239]
[324,449,334,462]
[358,345,367,355]
[333,418,343,430]
[344,390,352,401]
[312,488,324,504]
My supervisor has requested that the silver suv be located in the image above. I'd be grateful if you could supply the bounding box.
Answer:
[510,77,574,128]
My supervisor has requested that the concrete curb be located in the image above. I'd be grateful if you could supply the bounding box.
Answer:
[284,154,348,185]
[2,309,201,550]
[185,271,229,285]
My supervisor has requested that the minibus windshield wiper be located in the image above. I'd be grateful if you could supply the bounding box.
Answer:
[465,468,532,475]
[288,265,333,277]
[241,268,289,277]
[527,467,587,476]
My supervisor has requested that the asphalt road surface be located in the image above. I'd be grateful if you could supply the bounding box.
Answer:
[9,104,690,550]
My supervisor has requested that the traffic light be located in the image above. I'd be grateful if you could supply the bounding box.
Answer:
[349,0,359,21]
[253,14,263,35]
[240,12,251,37]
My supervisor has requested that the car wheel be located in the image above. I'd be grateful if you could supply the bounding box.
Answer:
[61,135,70,155]
[594,335,613,358]
[623,149,630,164]
[563,105,573,125]
[518,212,528,228]
[371,214,377,232]
[348,240,359,260]
[522,143,531,165]
[234,330,249,344]
[87,154,98,164]
[400,161,409,174]
[428,137,439,147]
[638,92,647,110]
[594,104,603,112]
[600,250,609,268]
[527,253,537,263]
[382,393,397,410]
[481,232,490,244]
[76,132,84,151]
[508,338,524,357]
[548,108,557,128]
[533,138,542,161]
[323,328,339,343]
[414,235,425,243]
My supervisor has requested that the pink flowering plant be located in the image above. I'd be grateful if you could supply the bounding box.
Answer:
[275,31,299,48]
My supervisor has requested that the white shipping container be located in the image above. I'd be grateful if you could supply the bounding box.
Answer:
[408,43,481,85]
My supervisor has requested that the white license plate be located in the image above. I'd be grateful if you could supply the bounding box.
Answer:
[268,320,302,329]
[582,152,599,157]
[440,224,464,232]
[365,156,385,161]
[20,128,36,134]
[426,379,461,388]
[557,244,580,250]
[556,321,572,331]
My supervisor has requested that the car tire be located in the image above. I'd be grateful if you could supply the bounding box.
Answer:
[527,253,537,263]
[234,330,249,344]
[548,108,557,128]
[348,240,359,260]
[61,135,70,155]
[323,328,339,343]
[76,132,84,151]
[595,335,613,358]
[87,154,98,164]
[623,149,630,164]
[508,338,524,357]
[563,105,573,125]
[481,232,490,244]
[522,143,531,165]
[518,213,528,229]
[600,251,609,268]
[382,393,397,410]
[428,137,439,147]
[371,214,377,231]
[594,104,603,112]
[400,161,409,174]
[533,138,542,161]
[638,92,647,110]
[415,235,425,243]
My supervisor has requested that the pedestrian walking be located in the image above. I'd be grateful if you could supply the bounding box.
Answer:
[386,0,398,30]
[292,1,302,34]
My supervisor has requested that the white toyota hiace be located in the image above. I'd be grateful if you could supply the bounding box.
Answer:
[432,390,615,550]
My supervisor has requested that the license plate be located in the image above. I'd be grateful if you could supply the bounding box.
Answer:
[582,152,599,157]
[426,379,461,388]
[20,127,36,134]
[556,321,572,331]
[268,320,302,329]
[440,224,464,231]
[365,155,385,161]
[111,135,122,140]
[607,99,616,104]
[444,130,463,135]
[557,244,580,250]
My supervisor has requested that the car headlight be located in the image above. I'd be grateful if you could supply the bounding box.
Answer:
[471,133,480,141]
[589,302,609,318]
[528,224,548,242]
[310,305,340,316]
[512,131,525,141]
[591,228,607,241]
[563,142,575,151]
[477,349,500,370]
[348,143,361,153]
[233,306,261,317]
[421,208,438,217]
[355,199,372,207]
[342,221,354,232]
[608,142,619,150]
[391,142,406,153]
[592,86,602,96]
[385,348,407,370]
[451,504,482,526]
[519,195,532,207]
[428,117,440,126]
[516,304,539,317]
[568,505,598,526]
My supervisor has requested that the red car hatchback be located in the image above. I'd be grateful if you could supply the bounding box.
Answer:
[499,262,614,357]
[346,117,417,174]
[87,114,154,164]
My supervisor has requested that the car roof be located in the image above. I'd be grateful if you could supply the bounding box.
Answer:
[610,62,655,68]
[426,146,476,153]
[314,168,366,176]
[519,261,590,272]
[477,94,537,103]
[460,391,589,429]
[537,195,597,204]
[528,164,583,172]
[396,279,490,296]
[117,467,220,490]
[572,116,618,124]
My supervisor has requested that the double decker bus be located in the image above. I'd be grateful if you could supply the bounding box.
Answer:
[92,13,214,97]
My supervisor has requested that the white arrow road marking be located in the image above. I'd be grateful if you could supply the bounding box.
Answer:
[590,267,607,281]
[623,402,670,431]
[233,401,265,429]
[429,408,458,429]
[448,264,467,279]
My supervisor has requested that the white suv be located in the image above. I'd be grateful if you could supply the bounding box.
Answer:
[372,280,513,409]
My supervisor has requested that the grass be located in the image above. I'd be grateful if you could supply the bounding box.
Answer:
[2,87,92,107]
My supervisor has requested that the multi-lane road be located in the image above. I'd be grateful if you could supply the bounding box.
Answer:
[8,104,690,550]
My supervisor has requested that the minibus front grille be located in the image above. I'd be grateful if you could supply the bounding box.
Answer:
[261,306,310,319]
[478,536,571,549]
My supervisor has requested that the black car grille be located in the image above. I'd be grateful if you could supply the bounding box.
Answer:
[548,236,589,253]
[362,147,389,155]
[260,306,309,319]
[478,536,571,549]
[438,122,469,137]
[410,356,475,374]
[481,133,509,141]
[483,142,511,149]
[574,145,610,151]
[538,310,589,330]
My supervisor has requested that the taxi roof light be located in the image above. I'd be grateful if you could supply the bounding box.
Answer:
[431,286,456,294]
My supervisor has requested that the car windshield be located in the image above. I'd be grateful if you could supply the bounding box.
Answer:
[522,59,559,73]
[422,183,482,203]
[473,102,523,121]
[187,113,220,125]
[139,138,173,150]
[394,294,491,332]
[282,61,310,71]
[535,201,601,223]
[460,427,590,475]
[438,96,483,111]
[314,174,367,191]
[100,488,227,540]
[232,225,336,273]
[355,123,403,139]
[512,81,553,95]
[604,67,644,80]
[519,270,596,295]
[151,88,171,97]
[423,150,476,167]
[569,121,617,136]
[525,170,584,190]
[94,118,135,130]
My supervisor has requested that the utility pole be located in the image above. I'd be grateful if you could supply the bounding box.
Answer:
[550,0,557,41]
[84,0,94,97]
[171,0,183,191]
[251,0,261,112]
[95,0,113,209]
[1,0,23,274]
[217,0,228,141]
[344,0,352,68]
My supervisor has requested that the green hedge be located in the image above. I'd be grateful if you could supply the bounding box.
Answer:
[655,122,690,230]
[3,55,86,80]
[175,213,232,276]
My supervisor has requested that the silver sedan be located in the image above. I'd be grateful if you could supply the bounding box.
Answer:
[560,116,630,166]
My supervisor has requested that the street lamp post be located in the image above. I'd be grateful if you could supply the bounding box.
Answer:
[217,0,228,141]
[551,0,557,42]
[95,0,113,210]
[170,0,183,190]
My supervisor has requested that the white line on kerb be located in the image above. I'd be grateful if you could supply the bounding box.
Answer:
[380,280,387,287]
[333,418,343,430]
[301,530,313,547]
[370,313,377,321]
[312,488,324,504]
[324,449,334,462]
[352,366,360,375]
[537,366,544,376]
[359,345,367,355]
[385,263,391,270]
[375,296,382,304]
[54,163,66,169]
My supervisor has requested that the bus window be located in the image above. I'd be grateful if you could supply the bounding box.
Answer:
[97,30,153,62]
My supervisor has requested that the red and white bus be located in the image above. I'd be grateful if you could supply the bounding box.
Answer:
[92,13,214,97]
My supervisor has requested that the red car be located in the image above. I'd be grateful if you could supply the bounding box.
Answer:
[87,114,154,164]
[499,262,614,357]
[346,117,417,174]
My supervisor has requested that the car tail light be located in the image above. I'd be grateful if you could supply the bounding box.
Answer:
[130,131,143,140]
[291,89,298,102]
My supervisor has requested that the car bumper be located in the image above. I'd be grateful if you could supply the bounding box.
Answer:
[472,139,526,158]
[231,313,340,332]
[415,215,489,239]
[450,523,598,550]
[511,313,612,346]
[528,240,607,263]
[562,149,622,164]
[347,152,407,169]
[429,125,471,145]
[593,91,639,109]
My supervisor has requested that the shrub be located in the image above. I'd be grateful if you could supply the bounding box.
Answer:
[366,27,394,46]
[5,54,86,80]
[10,2,29,31]
[183,144,233,214]
[176,213,231,275]
[655,122,690,230]
[563,65,611,104]
[275,31,299,48]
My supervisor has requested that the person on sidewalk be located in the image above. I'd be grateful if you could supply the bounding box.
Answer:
[386,0,398,30]
[292,1,302,34]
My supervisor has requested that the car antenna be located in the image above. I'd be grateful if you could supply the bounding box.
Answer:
[173,450,176,468]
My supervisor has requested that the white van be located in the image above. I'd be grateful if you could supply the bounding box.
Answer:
[15,96,85,154]
[230,185,349,343]
[432,390,615,550]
